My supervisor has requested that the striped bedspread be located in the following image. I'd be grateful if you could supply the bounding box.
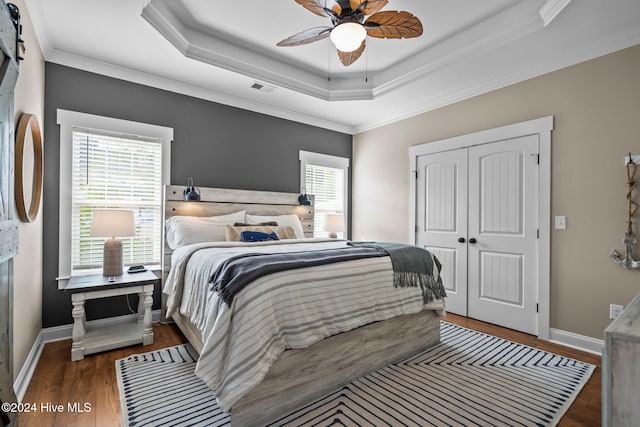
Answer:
[163,239,445,412]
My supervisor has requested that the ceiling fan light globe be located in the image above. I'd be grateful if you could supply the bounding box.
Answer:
[330,22,366,52]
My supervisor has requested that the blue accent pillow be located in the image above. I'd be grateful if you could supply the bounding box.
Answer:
[240,231,280,242]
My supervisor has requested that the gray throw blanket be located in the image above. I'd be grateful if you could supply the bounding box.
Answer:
[210,246,388,305]
[348,242,447,304]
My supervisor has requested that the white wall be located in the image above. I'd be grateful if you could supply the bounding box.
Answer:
[353,44,640,340]
[12,0,45,381]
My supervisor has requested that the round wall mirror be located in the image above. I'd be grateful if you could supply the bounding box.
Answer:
[15,113,43,223]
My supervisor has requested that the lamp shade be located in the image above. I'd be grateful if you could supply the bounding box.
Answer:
[324,213,345,233]
[90,209,135,238]
[330,22,366,52]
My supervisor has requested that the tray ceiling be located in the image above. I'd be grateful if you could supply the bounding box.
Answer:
[25,0,640,133]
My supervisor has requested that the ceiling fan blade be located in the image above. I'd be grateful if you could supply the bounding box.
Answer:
[295,0,342,18]
[365,11,423,39]
[337,40,366,66]
[350,0,389,16]
[277,27,332,46]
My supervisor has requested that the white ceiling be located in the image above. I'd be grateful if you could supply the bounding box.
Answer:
[25,0,640,134]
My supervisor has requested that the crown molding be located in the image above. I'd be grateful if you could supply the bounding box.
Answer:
[539,0,573,27]
[142,1,353,102]
[141,0,546,103]
[46,49,354,134]
[27,0,640,136]
[354,24,640,134]
[23,0,54,57]
[139,0,189,54]
[374,1,545,97]
[43,19,640,137]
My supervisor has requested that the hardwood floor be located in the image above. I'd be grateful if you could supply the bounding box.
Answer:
[19,315,601,426]
[19,323,187,427]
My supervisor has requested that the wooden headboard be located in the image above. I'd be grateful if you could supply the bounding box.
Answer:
[161,185,315,279]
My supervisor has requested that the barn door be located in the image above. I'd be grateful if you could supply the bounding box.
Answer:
[0,2,21,425]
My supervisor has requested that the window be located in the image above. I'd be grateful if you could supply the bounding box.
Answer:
[71,130,162,270]
[57,110,173,287]
[299,151,349,238]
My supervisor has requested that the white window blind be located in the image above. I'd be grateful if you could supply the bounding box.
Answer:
[300,151,349,238]
[306,164,345,237]
[71,129,163,271]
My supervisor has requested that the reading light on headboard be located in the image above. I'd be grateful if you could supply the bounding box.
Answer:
[183,177,201,201]
[298,187,312,206]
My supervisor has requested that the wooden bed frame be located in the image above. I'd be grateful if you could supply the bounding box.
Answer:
[161,185,444,426]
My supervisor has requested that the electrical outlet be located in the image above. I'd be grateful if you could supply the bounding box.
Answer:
[610,304,624,319]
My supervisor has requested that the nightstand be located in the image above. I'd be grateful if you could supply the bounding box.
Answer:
[66,270,158,361]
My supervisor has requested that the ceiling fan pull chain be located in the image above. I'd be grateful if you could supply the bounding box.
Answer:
[364,46,368,83]
[327,41,332,81]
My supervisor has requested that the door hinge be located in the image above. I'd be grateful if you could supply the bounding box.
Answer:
[530,153,540,164]
[537,229,539,239]
[415,225,419,232]
[536,303,539,313]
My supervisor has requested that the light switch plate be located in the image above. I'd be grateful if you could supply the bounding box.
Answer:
[555,216,567,229]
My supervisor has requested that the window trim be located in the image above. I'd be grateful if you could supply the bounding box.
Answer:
[57,109,173,289]
[299,150,350,238]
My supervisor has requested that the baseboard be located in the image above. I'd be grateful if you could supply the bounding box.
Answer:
[549,328,604,356]
[14,310,162,402]
[13,331,45,402]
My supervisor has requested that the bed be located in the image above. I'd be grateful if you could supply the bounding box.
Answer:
[161,185,446,426]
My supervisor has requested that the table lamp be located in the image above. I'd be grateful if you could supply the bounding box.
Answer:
[324,213,345,238]
[90,209,135,277]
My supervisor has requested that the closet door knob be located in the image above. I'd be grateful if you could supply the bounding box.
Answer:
[469,238,477,244]
[458,237,465,243]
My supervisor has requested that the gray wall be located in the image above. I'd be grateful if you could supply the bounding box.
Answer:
[43,63,352,328]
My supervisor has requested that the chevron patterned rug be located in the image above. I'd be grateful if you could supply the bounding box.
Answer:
[116,322,594,426]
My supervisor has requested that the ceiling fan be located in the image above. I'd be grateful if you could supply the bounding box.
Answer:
[277,0,423,66]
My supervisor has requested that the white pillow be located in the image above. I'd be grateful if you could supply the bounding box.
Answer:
[166,211,246,248]
[245,213,306,239]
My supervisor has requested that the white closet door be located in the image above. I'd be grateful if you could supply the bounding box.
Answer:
[416,148,468,315]
[467,135,539,335]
